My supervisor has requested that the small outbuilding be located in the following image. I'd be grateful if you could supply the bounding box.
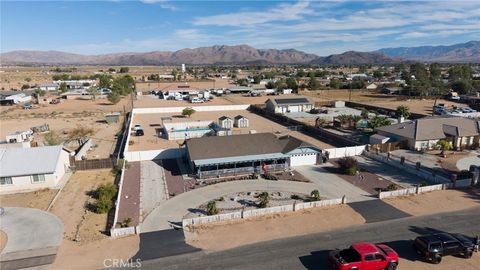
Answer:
[234,115,249,128]
[266,97,314,113]
[218,116,234,129]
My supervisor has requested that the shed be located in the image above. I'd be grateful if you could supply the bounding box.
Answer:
[369,134,391,144]
[218,116,234,129]
[105,112,121,123]
[234,115,249,128]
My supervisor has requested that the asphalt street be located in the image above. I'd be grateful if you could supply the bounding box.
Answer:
[138,207,480,270]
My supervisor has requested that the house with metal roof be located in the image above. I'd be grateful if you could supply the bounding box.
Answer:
[185,133,322,179]
[0,145,71,194]
[374,116,480,151]
[266,97,314,113]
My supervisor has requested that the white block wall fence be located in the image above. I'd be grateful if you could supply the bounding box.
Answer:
[182,197,346,230]
[133,105,249,114]
[325,145,366,159]
[378,183,449,199]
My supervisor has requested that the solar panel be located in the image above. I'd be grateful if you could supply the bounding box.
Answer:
[274,98,310,104]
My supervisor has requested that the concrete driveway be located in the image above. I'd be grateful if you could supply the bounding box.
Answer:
[457,155,480,171]
[0,207,64,269]
[141,179,349,232]
[294,165,374,202]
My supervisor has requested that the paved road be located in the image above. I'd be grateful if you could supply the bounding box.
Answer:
[348,200,411,223]
[295,165,374,202]
[141,180,330,232]
[139,207,480,270]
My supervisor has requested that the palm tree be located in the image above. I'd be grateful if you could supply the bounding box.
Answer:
[257,192,270,208]
[368,116,391,129]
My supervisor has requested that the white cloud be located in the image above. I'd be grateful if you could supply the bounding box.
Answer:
[139,0,176,11]
[193,0,312,26]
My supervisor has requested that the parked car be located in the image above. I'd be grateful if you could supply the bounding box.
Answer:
[23,103,33,110]
[191,97,204,103]
[413,233,475,264]
[49,99,60,104]
[328,242,399,270]
[133,124,142,131]
[135,129,144,136]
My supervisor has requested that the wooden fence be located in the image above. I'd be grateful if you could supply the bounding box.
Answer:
[71,157,117,170]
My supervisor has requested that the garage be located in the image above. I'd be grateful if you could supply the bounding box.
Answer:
[289,153,317,166]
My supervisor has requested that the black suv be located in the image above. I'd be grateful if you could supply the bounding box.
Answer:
[413,233,475,264]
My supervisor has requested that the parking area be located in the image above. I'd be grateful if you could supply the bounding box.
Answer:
[129,109,335,151]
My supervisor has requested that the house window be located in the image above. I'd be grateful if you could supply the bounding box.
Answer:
[31,174,46,183]
[0,177,12,185]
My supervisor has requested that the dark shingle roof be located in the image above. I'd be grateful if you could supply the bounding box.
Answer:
[186,133,317,161]
[267,97,314,106]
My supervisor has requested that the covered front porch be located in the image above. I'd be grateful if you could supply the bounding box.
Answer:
[195,157,289,179]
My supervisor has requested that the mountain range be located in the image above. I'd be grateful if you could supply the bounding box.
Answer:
[1,41,478,65]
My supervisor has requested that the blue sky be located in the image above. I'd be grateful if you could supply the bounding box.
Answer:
[1,1,479,55]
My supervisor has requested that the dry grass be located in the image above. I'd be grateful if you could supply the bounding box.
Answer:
[0,188,57,210]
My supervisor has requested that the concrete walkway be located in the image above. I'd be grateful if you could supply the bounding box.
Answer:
[457,155,480,171]
[140,160,167,221]
[295,165,374,202]
[141,179,348,232]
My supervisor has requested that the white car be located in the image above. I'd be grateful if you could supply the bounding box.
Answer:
[191,98,204,103]
[133,124,142,131]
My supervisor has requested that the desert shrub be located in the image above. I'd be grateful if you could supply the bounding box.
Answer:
[420,181,428,187]
[257,192,270,208]
[338,157,359,175]
[310,190,321,201]
[386,184,398,191]
[206,200,219,216]
[93,183,117,214]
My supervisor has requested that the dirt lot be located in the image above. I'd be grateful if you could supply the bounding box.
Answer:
[0,188,57,210]
[50,169,116,243]
[134,94,235,108]
[0,99,126,158]
[52,235,139,270]
[129,109,335,151]
[186,204,365,251]
[385,189,480,216]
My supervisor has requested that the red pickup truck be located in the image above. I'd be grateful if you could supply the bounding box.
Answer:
[328,242,399,270]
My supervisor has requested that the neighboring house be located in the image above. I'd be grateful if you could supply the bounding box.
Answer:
[38,83,59,91]
[53,80,96,89]
[5,130,33,143]
[234,115,249,128]
[218,116,234,129]
[159,84,201,100]
[0,145,71,194]
[266,97,314,113]
[5,93,32,104]
[366,83,378,90]
[185,133,322,179]
[374,116,480,150]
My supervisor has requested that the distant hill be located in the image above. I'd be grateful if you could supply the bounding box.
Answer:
[378,41,480,63]
[2,41,478,65]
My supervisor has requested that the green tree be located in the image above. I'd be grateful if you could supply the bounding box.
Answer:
[119,67,129,73]
[329,78,342,89]
[87,86,100,101]
[253,75,262,84]
[373,70,383,79]
[308,75,320,90]
[361,108,369,119]
[107,92,121,104]
[112,75,135,95]
[451,80,472,94]
[286,77,298,92]
[59,82,68,93]
[21,84,30,90]
[34,89,46,97]
[98,74,112,89]
[265,81,275,89]
[206,201,219,216]
[395,105,410,119]
[310,190,321,201]
[368,116,391,129]
[257,192,270,208]
[437,139,452,155]
[182,107,196,118]
[236,78,249,87]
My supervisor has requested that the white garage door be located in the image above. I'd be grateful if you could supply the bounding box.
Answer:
[288,105,300,112]
[290,153,317,166]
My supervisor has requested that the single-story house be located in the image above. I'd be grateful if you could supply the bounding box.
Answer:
[5,130,33,143]
[4,93,32,104]
[53,80,96,89]
[159,84,201,100]
[375,116,480,150]
[0,145,71,194]
[266,97,314,113]
[185,133,322,179]
[38,83,59,91]
[234,115,249,128]
[218,116,234,129]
